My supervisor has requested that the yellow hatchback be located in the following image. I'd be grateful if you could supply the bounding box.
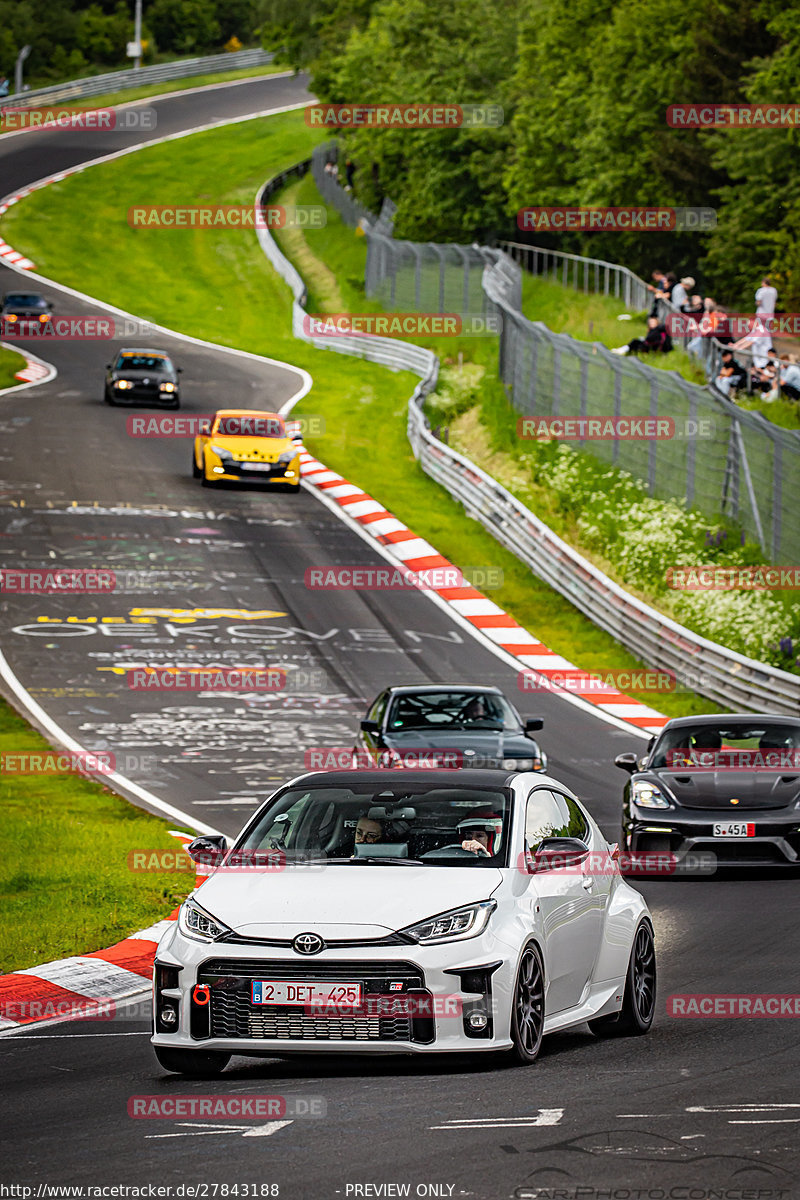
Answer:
[193,409,302,492]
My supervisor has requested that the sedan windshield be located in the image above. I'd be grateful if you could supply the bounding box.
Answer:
[386,691,519,732]
[4,294,47,308]
[651,722,800,769]
[236,782,513,866]
[115,354,169,371]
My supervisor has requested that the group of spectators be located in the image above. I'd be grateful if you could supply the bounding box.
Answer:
[611,268,800,405]
[323,157,356,190]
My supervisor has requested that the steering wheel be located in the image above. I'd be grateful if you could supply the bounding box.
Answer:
[421,844,490,859]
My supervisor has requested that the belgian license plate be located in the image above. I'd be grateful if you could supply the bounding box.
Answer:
[251,980,362,1007]
[712,822,755,837]
[240,462,272,472]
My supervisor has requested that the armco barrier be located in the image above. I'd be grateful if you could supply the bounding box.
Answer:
[2,49,274,108]
[257,160,800,715]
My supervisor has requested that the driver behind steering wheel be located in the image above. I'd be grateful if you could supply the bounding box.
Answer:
[458,812,503,857]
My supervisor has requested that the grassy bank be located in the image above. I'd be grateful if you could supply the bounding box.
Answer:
[0,699,194,973]
[0,347,26,391]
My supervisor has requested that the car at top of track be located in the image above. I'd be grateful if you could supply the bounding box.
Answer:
[104,348,181,408]
[616,712,800,867]
[1,291,53,332]
[151,767,655,1077]
[192,408,302,492]
[356,684,547,772]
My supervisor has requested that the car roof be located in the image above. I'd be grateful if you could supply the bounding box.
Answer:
[383,684,505,697]
[285,767,519,790]
[212,409,284,420]
[117,347,170,356]
[657,713,799,730]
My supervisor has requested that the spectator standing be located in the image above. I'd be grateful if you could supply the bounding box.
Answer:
[345,159,355,190]
[0,76,8,98]
[755,276,778,317]
[670,275,695,310]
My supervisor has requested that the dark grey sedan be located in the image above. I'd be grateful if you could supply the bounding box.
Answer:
[616,713,800,867]
[104,348,181,407]
[356,684,546,772]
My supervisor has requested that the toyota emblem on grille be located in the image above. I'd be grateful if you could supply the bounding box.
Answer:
[293,932,324,955]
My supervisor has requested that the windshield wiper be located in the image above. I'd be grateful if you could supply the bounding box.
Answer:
[349,856,424,865]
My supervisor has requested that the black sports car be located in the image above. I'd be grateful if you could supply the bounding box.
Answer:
[356,684,546,771]
[104,348,181,407]
[1,291,52,333]
[616,713,800,867]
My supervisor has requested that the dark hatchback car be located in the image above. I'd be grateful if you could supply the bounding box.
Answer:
[104,348,181,407]
[356,685,546,772]
[616,713,800,867]
[1,291,53,332]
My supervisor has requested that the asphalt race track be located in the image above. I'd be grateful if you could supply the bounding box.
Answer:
[0,75,798,1199]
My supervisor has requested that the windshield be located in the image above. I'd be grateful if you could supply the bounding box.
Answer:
[386,691,520,732]
[4,294,47,308]
[236,781,513,866]
[651,722,800,769]
[214,415,285,438]
[115,353,169,371]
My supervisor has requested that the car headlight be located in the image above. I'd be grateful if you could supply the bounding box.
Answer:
[178,899,231,942]
[6,314,17,322]
[39,313,50,322]
[114,379,133,389]
[209,444,231,459]
[503,757,534,771]
[159,381,175,392]
[277,449,297,465]
[400,899,496,944]
[632,780,671,809]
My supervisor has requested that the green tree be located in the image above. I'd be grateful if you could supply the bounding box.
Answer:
[148,0,221,54]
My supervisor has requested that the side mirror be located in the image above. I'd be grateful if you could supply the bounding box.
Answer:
[533,836,590,871]
[105,363,112,369]
[525,717,544,733]
[614,752,639,774]
[360,718,380,734]
[187,834,228,866]
[177,367,183,373]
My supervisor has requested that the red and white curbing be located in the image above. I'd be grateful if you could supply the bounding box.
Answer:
[298,450,669,734]
[14,357,50,382]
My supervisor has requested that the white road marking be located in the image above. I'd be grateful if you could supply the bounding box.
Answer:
[242,1120,293,1138]
[146,1120,293,1139]
[431,1110,563,1130]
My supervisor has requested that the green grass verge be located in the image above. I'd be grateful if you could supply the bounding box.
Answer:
[0,698,195,973]
[3,112,720,718]
[0,347,26,391]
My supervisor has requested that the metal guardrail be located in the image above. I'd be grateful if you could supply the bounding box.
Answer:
[2,48,274,107]
[257,156,800,715]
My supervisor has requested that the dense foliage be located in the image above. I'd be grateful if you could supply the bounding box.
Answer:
[0,0,267,85]
[263,0,800,308]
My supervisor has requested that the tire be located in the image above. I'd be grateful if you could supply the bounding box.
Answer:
[154,1046,230,1077]
[509,943,545,1064]
[286,482,301,493]
[201,473,214,487]
[589,919,656,1038]
[192,454,201,479]
[104,391,114,405]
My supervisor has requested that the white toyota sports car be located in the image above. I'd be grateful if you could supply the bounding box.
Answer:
[152,768,656,1075]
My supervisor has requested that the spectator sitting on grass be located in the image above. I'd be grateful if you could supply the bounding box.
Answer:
[778,354,800,401]
[714,349,747,397]
[611,316,672,356]
[750,351,780,399]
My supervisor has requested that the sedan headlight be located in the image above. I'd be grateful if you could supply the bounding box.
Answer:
[277,449,297,465]
[159,381,175,392]
[631,780,671,809]
[114,379,133,389]
[400,899,496,945]
[178,899,231,942]
[209,444,231,459]
[503,757,535,771]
